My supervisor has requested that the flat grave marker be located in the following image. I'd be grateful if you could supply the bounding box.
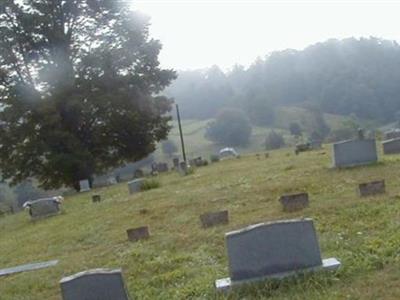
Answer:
[60,268,130,300]
[279,193,309,212]
[216,218,341,291]
[200,210,229,228]
[0,260,59,277]
[92,194,101,203]
[358,180,385,197]
[126,226,150,242]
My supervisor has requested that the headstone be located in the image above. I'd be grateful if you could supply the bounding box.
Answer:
[358,180,385,197]
[79,180,90,192]
[0,260,59,277]
[279,193,309,212]
[215,218,341,290]
[178,161,189,176]
[385,129,400,140]
[200,210,229,228]
[382,138,400,155]
[128,178,145,194]
[126,226,150,242]
[92,195,101,203]
[60,269,130,300]
[156,162,169,173]
[332,139,378,168]
[25,197,62,220]
[172,158,179,169]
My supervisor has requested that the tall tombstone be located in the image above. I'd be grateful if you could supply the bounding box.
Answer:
[172,158,179,169]
[332,139,378,168]
[215,218,341,290]
[382,138,400,155]
[25,197,62,220]
[128,178,145,194]
[279,193,309,212]
[79,180,90,192]
[60,269,130,300]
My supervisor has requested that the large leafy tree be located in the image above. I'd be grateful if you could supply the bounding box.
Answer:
[0,1,176,190]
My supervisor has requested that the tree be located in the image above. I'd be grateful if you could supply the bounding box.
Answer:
[205,108,252,146]
[265,131,285,150]
[289,122,302,137]
[161,140,178,157]
[0,1,176,190]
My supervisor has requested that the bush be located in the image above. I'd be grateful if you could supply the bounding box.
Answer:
[141,179,160,191]
[265,131,285,150]
[210,154,220,163]
[205,108,252,146]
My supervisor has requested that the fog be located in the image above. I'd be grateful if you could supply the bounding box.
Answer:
[133,0,400,70]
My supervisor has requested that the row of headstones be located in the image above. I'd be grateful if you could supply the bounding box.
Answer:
[25,178,385,220]
[57,218,341,299]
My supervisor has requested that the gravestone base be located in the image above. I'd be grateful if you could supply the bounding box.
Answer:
[215,257,341,291]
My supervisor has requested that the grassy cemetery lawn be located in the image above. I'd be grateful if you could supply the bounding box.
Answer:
[3,145,400,299]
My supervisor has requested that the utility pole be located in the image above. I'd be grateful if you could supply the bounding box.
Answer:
[176,104,187,163]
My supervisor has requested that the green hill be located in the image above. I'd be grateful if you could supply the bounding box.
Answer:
[2,145,400,299]
[155,106,352,161]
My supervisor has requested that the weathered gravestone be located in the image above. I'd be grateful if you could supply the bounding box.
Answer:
[332,139,378,168]
[126,226,150,242]
[279,193,309,212]
[92,194,101,203]
[79,180,90,192]
[60,269,130,300]
[172,158,179,169]
[178,161,189,176]
[24,197,62,220]
[215,218,341,290]
[128,178,145,194]
[200,210,229,228]
[358,180,385,197]
[382,138,400,155]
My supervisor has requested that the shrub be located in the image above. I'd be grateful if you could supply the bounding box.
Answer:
[141,179,160,191]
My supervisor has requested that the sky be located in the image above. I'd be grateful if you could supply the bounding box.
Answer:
[131,0,400,71]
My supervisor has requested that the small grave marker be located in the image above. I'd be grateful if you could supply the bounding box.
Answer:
[200,210,229,228]
[126,226,150,242]
[79,180,90,192]
[60,268,130,300]
[128,178,145,194]
[215,218,341,290]
[358,180,385,197]
[92,195,101,203]
[279,193,309,212]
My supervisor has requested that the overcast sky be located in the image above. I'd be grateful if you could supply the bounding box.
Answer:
[132,0,400,71]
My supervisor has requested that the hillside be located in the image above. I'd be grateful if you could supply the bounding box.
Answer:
[2,145,400,299]
[154,106,352,160]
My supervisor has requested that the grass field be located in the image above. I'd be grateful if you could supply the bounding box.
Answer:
[2,144,400,299]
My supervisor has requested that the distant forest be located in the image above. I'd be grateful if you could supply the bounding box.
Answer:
[167,37,400,124]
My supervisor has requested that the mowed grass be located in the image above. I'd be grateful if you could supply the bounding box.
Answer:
[2,146,400,299]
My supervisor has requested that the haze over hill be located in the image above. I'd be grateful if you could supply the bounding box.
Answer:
[167,38,400,124]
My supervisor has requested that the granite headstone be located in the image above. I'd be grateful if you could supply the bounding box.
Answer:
[382,138,400,155]
[332,139,378,168]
